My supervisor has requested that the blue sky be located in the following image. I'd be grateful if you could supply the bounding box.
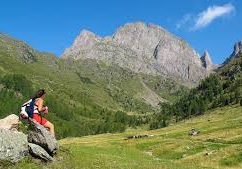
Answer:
[0,0,241,64]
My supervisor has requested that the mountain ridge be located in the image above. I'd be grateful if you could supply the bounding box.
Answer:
[223,40,242,65]
[62,22,214,86]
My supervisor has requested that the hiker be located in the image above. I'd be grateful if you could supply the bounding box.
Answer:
[21,89,55,136]
[33,89,55,136]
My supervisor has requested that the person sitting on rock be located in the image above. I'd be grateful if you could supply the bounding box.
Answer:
[33,89,55,136]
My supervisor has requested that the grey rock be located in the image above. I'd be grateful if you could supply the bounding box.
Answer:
[62,22,214,86]
[232,41,242,57]
[0,129,28,163]
[188,128,200,136]
[200,51,213,70]
[27,119,58,155]
[0,114,19,130]
[152,34,207,82]
[28,143,53,162]
[223,41,242,64]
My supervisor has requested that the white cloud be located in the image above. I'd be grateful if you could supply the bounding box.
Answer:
[192,3,235,31]
[176,3,235,31]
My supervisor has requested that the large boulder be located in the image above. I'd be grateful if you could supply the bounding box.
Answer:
[0,114,19,131]
[0,129,28,163]
[27,119,58,155]
[28,143,53,162]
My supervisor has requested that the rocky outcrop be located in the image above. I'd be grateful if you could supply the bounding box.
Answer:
[0,114,19,131]
[62,22,214,85]
[27,119,58,155]
[200,51,213,70]
[223,41,242,64]
[113,22,167,58]
[188,128,200,136]
[231,41,242,57]
[152,35,207,81]
[0,129,28,163]
[28,143,53,162]
[0,114,58,163]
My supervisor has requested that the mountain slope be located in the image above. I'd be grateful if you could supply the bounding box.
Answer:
[0,33,188,138]
[62,22,213,86]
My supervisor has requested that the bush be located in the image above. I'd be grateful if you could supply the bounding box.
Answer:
[149,114,169,130]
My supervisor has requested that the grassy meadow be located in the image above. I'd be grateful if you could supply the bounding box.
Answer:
[1,105,240,169]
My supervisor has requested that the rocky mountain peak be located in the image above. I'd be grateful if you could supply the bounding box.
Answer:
[61,22,213,85]
[62,30,100,59]
[223,41,242,64]
[73,29,100,47]
[200,50,213,69]
[232,41,242,56]
[112,22,170,57]
[80,29,96,35]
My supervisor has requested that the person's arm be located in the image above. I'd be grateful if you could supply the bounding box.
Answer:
[37,99,47,112]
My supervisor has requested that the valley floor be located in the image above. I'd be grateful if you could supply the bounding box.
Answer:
[5,105,242,169]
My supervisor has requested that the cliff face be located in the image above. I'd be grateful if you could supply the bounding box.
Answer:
[223,41,242,65]
[62,22,214,85]
[200,51,213,70]
[231,41,242,57]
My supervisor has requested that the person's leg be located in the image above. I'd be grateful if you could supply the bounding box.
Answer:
[43,121,55,136]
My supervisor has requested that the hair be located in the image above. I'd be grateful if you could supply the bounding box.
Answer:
[33,89,46,99]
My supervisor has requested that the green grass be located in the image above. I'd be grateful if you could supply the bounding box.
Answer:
[1,105,239,169]
[221,152,242,167]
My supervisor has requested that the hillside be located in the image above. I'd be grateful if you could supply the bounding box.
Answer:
[149,43,242,129]
[0,32,188,139]
[2,105,241,169]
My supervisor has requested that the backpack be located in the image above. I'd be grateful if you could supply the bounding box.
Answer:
[20,98,36,118]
